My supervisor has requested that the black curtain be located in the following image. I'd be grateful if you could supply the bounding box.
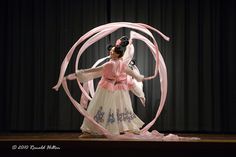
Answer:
[0,0,235,133]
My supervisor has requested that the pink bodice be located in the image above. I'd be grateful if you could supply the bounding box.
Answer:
[98,59,130,91]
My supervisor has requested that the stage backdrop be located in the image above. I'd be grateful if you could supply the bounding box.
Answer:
[0,0,235,133]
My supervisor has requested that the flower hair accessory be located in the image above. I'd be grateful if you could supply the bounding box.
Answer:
[115,39,122,46]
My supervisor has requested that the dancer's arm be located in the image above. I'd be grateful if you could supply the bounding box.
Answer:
[65,65,103,81]
[79,65,103,73]
[125,66,144,82]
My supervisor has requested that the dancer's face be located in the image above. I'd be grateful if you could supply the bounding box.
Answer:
[109,47,119,60]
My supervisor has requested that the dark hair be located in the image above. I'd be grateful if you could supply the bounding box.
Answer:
[128,59,136,70]
[107,36,129,58]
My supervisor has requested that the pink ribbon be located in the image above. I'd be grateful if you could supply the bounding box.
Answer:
[53,22,171,140]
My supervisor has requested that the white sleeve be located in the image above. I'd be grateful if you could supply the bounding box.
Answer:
[125,66,144,82]
[76,66,103,83]
[129,76,146,106]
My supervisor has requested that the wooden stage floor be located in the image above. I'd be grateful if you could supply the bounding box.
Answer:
[0,132,236,156]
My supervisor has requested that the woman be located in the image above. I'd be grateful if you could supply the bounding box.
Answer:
[73,36,145,137]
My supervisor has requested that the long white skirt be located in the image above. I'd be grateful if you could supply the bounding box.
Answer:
[80,87,144,135]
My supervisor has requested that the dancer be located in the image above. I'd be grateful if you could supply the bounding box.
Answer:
[67,36,144,136]
[53,22,199,141]
[53,22,168,140]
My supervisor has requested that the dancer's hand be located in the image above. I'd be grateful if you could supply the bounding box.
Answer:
[52,85,59,91]
[140,97,146,107]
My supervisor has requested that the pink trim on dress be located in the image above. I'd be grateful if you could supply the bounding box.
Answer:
[99,59,129,91]
[99,77,129,91]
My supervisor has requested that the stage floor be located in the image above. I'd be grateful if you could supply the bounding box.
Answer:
[0,132,236,156]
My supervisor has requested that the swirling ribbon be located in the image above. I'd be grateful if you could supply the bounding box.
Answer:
[53,22,170,140]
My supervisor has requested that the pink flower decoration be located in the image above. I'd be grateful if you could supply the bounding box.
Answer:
[115,39,122,46]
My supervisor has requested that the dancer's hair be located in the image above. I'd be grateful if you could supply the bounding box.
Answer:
[107,36,129,58]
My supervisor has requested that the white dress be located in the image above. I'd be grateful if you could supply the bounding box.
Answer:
[79,59,145,135]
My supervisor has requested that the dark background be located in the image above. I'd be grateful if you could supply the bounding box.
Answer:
[0,0,235,133]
